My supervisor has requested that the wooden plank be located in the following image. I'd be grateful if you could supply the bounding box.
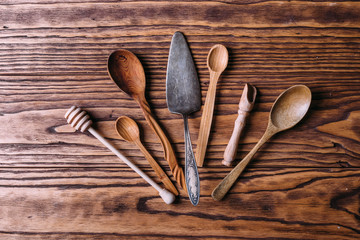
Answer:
[0,105,359,168]
[0,168,359,239]
[1,1,360,28]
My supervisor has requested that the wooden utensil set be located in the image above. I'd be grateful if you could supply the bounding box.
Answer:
[64,32,311,205]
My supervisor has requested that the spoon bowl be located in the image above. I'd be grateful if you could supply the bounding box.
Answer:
[115,116,140,142]
[212,85,312,201]
[108,50,145,97]
[115,116,179,196]
[270,85,312,130]
[207,44,229,73]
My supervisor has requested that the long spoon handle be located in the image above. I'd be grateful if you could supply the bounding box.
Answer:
[195,71,220,167]
[88,128,175,204]
[212,131,273,201]
[137,98,187,191]
[183,114,200,206]
[222,112,248,166]
[135,140,179,196]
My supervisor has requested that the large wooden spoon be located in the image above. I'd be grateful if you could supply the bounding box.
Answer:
[108,50,186,190]
[115,116,179,196]
[212,85,312,201]
[195,44,229,167]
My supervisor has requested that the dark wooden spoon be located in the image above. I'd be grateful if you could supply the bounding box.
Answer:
[108,49,186,190]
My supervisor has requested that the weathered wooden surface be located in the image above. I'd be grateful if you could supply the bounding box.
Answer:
[0,0,359,239]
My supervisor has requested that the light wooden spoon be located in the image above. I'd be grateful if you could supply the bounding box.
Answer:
[195,44,229,167]
[115,116,179,196]
[212,85,312,201]
[108,49,186,190]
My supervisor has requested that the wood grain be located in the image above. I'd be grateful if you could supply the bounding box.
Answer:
[1,0,360,239]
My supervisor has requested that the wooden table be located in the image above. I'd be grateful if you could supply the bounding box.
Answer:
[1,1,359,239]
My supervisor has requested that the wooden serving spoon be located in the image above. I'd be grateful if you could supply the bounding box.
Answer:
[212,85,312,201]
[115,116,179,196]
[108,50,186,190]
[195,44,229,167]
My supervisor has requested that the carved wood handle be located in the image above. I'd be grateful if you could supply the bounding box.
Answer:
[136,97,186,191]
[212,128,275,201]
[135,139,179,196]
[222,111,249,166]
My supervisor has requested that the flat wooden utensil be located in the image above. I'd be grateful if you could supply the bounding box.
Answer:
[212,85,312,201]
[115,116,179,196]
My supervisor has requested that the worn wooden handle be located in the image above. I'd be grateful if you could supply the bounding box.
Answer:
[212,132,273,201]
[137,97,186,191]
[195,71,220,167]
[136,140,179,196]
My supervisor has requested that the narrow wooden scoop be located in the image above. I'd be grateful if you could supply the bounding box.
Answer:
[115,116,179,196]
[195,44,229,167]
[108,50,186,190]
[222,83,257,167]
[212,85,312,201]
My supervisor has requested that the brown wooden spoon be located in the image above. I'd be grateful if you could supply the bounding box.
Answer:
[212,85,312,201]
[108,49,186,190]
[195,44,229,167]
[115,116,179,196]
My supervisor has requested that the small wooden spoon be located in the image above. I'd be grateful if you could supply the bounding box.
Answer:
[108,49,186,190]
[212,85,312,201]
[195,44,229,167]
[115,116,179,196]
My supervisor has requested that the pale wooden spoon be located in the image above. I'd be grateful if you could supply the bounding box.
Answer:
[195,44,229,167]
[108,49,186,190]
[212,85,312,201]
[115,116,179,196]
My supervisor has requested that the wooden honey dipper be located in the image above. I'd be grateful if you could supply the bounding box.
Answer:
[64,106,175,204]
